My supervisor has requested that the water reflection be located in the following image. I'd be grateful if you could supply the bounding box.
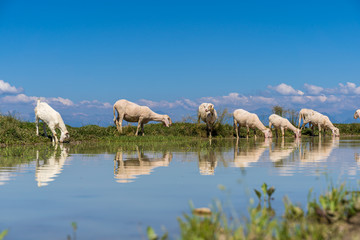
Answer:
[270,137,340,176]
[232,139,271,168]
[114,146,172,183]
[300,137,339,163]
[35,144,70,187]
[198,149,218,175]
[0,170,16,186]
[269,138,300,163]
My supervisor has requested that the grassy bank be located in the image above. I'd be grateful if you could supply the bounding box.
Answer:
[148,183,360,240]
[1,114,360,146]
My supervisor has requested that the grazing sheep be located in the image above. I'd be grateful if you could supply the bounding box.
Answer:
[197,103,218,138]
[269,114,301,138]
[298,108,318,130]
[113,99,172,136]
[34,99,69,143]
[354,109,360,119]
[308,112,340,137]
[233,109,272,139]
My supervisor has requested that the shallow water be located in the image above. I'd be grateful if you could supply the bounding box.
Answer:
[0,137,360,239]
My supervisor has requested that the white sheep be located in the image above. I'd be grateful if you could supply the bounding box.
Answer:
[269,114,301,138]
[354,109,360,119]
[197,103,218,138]
[298,108,318,129]
[308,112,340,137]
[113,99,172,136]
[34,99,69,143]
[233,109,272,139]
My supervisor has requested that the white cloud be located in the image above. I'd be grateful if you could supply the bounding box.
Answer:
[290,96,307,104]
[0,80,22,94]
[1,94,37,103]
[304,83,323,95]
[79,100,112,108]
[72,112,88,117]
[269,83,304,95]
[183,99,198,108]
[306,95,327,103]
[48,97,74,106]
[250,96,274,104]
[200,93,248,106]
[338,82,360,95]
[137,99,198,110]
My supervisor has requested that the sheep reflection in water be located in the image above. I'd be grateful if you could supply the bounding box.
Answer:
[269,138,300,163]
[114,146,172,183]
[198,149,218,175]
[35,144,70,187]
[232,138,271,168]
[299,136,339,163]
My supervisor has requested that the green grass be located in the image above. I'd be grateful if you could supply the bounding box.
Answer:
[1,114,360,147]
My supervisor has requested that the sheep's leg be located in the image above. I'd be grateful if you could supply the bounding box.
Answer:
[141,123,145,136]
[253,128,257,140]
[318,124,322,136]
[246,126,250,138]
[117,114,124,133]
[43,122,48,137]
[135,118,143,136]
[206,123,212,138]
[234,119,239,139]
[300,120,307,130]
[49,125,58,143]
[275,129,278,138]
[301,118,311,130]
[311,125,315,136]
[36,116,40,136]
[281,127,285,137]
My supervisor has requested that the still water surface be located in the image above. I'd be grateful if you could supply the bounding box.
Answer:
[0,137,360,239]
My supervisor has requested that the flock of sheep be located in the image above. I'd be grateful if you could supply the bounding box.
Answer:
[35,98,359,144]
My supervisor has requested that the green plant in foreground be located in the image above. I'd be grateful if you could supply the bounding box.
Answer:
[254,182,276,209]
[148,182,360,240]
[0,230,8,240]
[67,222,78,240]
[307,184,360,223]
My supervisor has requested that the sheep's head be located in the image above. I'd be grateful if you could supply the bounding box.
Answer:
[60,131,70,143]
[264,129,273,138]
[295,129,302,138]
[208,104,215,113]
[205,104,214,113]
[162,115,172,127]
[354,110,360,119]
[332,127,340,137]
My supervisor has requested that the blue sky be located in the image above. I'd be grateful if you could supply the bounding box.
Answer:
[1,1,360,126]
